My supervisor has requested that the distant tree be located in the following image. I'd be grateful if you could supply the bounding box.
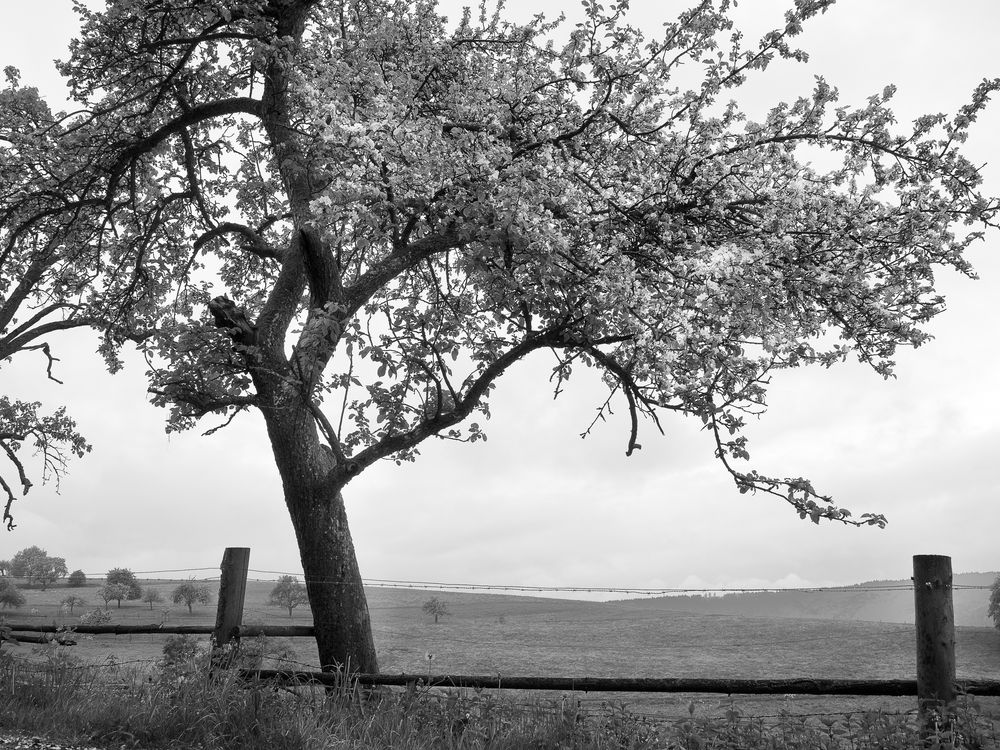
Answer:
[105,568,142,600]
[97,583,129,609]
[422,597,450,624]
[268,576,309,618]
[0,560,9,576]
[60,594,86,614]
[142,588,163,610]
[0,579,25,609]
[171,580,211,614]
[67,569,87,587]
[989,575,1000,630]
[9,546,67,590]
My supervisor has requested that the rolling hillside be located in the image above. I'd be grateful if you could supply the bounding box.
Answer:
[614,572,997,627]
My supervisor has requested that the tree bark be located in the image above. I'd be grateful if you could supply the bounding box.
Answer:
[257,396,378,673]
[288,485,377,673]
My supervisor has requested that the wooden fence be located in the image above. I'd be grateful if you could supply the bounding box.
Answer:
[5,548,1000,731]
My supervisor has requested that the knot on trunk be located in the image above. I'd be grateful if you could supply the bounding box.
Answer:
[209,296,258,346]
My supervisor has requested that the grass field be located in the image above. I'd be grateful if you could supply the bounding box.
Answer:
[4,577,1000,723]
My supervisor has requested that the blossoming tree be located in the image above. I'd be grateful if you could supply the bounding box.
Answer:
[0,71,92,530]
[4,0,997,670]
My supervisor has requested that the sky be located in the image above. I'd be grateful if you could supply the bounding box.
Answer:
[1,1,998,597]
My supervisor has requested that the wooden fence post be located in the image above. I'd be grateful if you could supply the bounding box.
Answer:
[913,554,956,740]
[212,547,250,666]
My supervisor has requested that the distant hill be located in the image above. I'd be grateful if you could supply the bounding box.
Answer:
[614,572,998,627]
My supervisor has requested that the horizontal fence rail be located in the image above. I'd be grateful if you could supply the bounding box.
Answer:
[4,546,997,744]
[240,670,1000,697]
[2,623,314,637]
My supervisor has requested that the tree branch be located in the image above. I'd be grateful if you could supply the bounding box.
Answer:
[193,222,283,260]
[0,473,17,531]
[1,318,93,362]
[343,232,465,319]
[106,97,263,187]
[342,328,568,481]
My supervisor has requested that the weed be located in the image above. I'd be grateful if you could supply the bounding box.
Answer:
[1,650,998,749]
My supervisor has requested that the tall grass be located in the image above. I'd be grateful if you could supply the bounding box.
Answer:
[1,639,998,749]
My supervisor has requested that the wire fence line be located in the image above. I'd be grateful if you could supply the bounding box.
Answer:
[8,556,997,671]
[62,566,993,595]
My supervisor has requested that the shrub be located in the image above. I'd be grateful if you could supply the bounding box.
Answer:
[78,608,112,626]
[0,580,25,610]
[161,634,209,679]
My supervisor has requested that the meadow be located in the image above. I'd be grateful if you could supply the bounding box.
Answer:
[4,577,1000,725]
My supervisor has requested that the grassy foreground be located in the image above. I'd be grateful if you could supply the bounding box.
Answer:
[1,638,998,750]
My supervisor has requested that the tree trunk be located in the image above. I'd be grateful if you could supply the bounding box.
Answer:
[257,396,378,673]
[286,483,377,672]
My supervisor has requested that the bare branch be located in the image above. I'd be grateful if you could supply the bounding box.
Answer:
[1,441,32,495]
[22,343,65,384]
[0,473,16,531]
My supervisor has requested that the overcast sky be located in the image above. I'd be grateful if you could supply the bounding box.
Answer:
[1,1,998,596]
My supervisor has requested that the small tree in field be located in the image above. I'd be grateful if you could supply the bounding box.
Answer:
[0,560,10,576]
[142,588,164,610]
[60,595,86,614]
[67,569,87,587]
[106,568,142,600]
[268,576,309,618]
[5,0,998,670]
[422,597,450,624]
[98,583,129,609]
[171,580,211,614]
[989,575,1000,630]
[0,579,25,609]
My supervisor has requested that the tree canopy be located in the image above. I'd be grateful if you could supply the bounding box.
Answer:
[171,580,211,614]
[9,545,67,589]
[3,0,996,670]
[98,582,130,608]
[0,72,93,530]
[106,567,142,600]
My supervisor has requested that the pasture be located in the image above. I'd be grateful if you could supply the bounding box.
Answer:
[4,578,1000,722]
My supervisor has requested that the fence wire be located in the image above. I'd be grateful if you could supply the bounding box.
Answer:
[60,565,992,596]
[4,564,999,719]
